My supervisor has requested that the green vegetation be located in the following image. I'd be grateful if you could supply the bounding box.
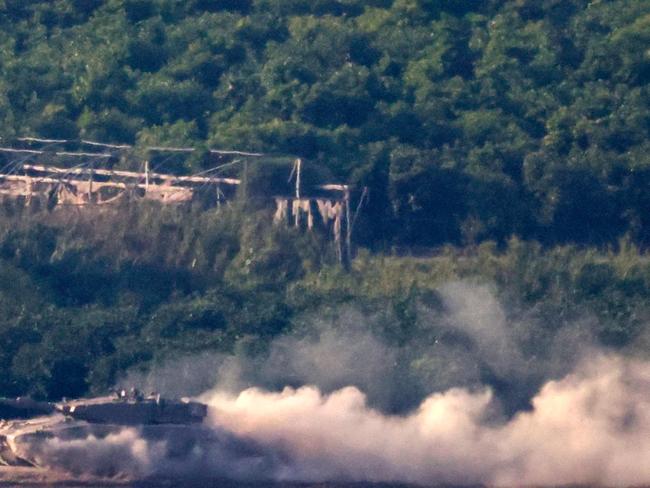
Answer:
[0,0,649,403]
[1,0,649,246]
[1,203,650,405]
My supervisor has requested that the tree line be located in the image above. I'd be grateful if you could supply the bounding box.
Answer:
[1,202,650,409]
[0,0,648,248]
[0,0,650,403]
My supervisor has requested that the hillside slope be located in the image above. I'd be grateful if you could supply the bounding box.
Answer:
[0,0,649,247]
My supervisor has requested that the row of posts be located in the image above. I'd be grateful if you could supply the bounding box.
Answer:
[293,158,353,269]
[139,157,354,269]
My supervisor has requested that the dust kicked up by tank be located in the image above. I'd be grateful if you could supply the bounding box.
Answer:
[2,287,650,487]
[0,391,218,480]
[0,389,290,484]
[2,358,650,486]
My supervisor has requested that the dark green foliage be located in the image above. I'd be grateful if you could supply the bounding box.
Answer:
[0,0,648,247]
[0,202,326,399]
[0,201,648,403]
[0,0,649,403]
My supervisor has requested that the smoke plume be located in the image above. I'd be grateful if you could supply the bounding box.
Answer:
[202,353,650,486]
[74,283,650,485]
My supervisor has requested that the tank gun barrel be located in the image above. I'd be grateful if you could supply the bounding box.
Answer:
[0,398,55,419]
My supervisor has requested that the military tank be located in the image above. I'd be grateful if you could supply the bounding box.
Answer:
[0,390,210,472]
[0,390,276,483]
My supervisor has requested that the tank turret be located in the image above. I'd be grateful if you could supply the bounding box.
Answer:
[57,393,207,425]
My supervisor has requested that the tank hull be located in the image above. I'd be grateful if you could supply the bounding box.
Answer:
[0,414,273,481]
[0,395,230,480]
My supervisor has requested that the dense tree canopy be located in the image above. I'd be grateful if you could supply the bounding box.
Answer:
[0,0,650,405]
[1,203,650,408]
[0,0,648,248]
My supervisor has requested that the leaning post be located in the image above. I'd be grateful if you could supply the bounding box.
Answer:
[344,185,352,270]
[294,158,302,227]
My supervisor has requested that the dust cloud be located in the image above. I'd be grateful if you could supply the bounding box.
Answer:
[202,353,650,486]
[27,354,650,485]
[99,283,650,485]
[25,429,161,479]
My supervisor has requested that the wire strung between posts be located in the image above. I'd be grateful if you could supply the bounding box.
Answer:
[0,147,113,158]
[191,160,243,191]
[55,151,112,158]
[0,147,43,155]
[8,136,265,157]
[208,149,264,157]
[81,140,132,150]
[147,146,194,153]
[0,141,80,175]
[3,135,263,158]
[350,187,369,236]
[16,137,67,144]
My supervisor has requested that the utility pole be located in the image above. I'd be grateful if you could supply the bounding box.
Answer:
[144,160,149,192]
[87,168,93,203]
[242,159,248,201]
[294,158,302,227]
[344,186,352,270]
